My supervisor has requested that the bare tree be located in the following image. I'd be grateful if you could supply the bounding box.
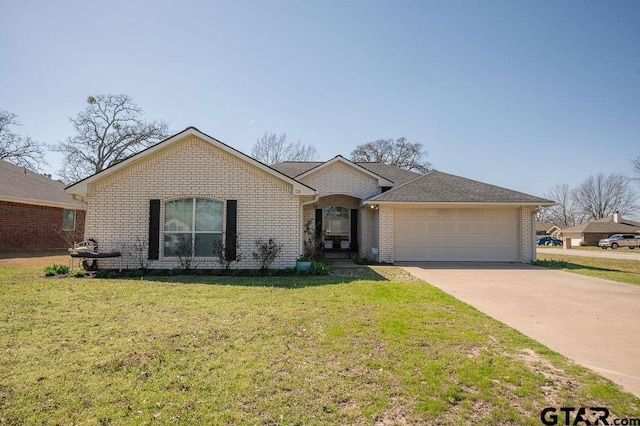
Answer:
[51,94,169,183]
[572,173,638,221]
[0,110,48,171]
[632,155,640,178]
[542,183,580,227]
[251,132,318,165]
[350,137,431,173]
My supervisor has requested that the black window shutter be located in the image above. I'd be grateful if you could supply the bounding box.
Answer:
[226,200,238,260]
[148,199,160,260]
[315,209,323,237]
[350,209,358,253]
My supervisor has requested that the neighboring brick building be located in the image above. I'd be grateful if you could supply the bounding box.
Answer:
[65,127,553,269]
[0,159,86,252]
[560,214,640,246]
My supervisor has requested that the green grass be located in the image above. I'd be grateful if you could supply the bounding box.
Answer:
[539,244,640,253]
[1,264,639,424]
[534,254,640,286]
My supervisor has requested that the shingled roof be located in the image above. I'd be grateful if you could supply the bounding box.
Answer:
[536,221,559,233]
[271,160,421,185]
[0,159,86,209]
[367,170,554,204]
[270,161,323,178]
[561,217,640,234]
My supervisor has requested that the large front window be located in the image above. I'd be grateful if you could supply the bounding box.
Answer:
[324,207,349,237]
[164,198,223,257]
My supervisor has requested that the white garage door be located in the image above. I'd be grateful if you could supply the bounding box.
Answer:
[394,208,520,261]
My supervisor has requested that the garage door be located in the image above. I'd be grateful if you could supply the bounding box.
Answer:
[394,208,519,261]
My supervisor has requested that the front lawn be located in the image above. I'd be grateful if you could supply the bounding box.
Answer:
[533,254,640,286]
[1,264,638,424]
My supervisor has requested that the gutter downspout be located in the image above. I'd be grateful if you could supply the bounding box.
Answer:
[300,193,320,257]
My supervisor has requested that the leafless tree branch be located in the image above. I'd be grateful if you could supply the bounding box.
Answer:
[572,173,638,221]
[51,94,169,184]
[0,110,48,171]
[251,132,318,165]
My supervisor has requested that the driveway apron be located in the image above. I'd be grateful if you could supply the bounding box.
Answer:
[399,262,640,397]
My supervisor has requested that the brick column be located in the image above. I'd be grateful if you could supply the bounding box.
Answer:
[378,206,394,263]
[520,207,534,262]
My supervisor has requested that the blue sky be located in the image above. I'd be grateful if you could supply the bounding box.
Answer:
[1,0,639,197]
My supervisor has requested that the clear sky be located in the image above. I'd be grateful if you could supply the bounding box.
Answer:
[1,0,639,198]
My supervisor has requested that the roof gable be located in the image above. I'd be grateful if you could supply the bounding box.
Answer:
[294,156,394,186]
[0,159,86,209]
[65,127,316,197]
[536,221,560,233]
[366,170,555,205]
[271,160,422,187]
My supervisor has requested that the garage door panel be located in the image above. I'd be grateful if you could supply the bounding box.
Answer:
[394,208,519,262]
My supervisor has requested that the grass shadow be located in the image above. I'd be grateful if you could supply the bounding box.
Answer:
[130,266,390,289]
[534,258,639,274]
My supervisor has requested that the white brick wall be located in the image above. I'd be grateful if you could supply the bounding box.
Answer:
[378,206,394,263]
[360,206,375,258]
[520,206,535,262]
[84,136,301,269]
[299,162,381,200]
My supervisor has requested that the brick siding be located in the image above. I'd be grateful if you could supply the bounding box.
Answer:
[520,206,534,262]
[299,161,381,200]
[0,201,85,251]
[83,136,302,269]
[378,206,394,263]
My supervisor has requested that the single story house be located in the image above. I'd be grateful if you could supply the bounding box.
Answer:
[535,221,561,238]
[65,127,554,268]
[0,159,86,252]
[561,213,640,246]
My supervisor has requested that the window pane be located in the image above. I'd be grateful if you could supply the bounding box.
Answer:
[325,207,349,236]
[194,233,222,257]
[165,199,193,232]
[164,233,192,257]
[62,209,75,231]
[195,199,223,231]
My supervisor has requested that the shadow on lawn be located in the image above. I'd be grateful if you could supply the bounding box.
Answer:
[534,258,633,275]
[132,267,389,289]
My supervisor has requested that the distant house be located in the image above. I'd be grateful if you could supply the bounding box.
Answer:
[65,127,554,268]
[0,159,86,252]
[536,221,561,238]
[560,213,640,246]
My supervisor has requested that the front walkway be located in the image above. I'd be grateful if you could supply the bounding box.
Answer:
[399,262,640,397]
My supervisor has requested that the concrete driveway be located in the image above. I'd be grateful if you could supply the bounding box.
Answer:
[399,262,640,397]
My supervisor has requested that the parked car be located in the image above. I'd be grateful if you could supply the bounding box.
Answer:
[598,234,640,249]
[536,236,563,246]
